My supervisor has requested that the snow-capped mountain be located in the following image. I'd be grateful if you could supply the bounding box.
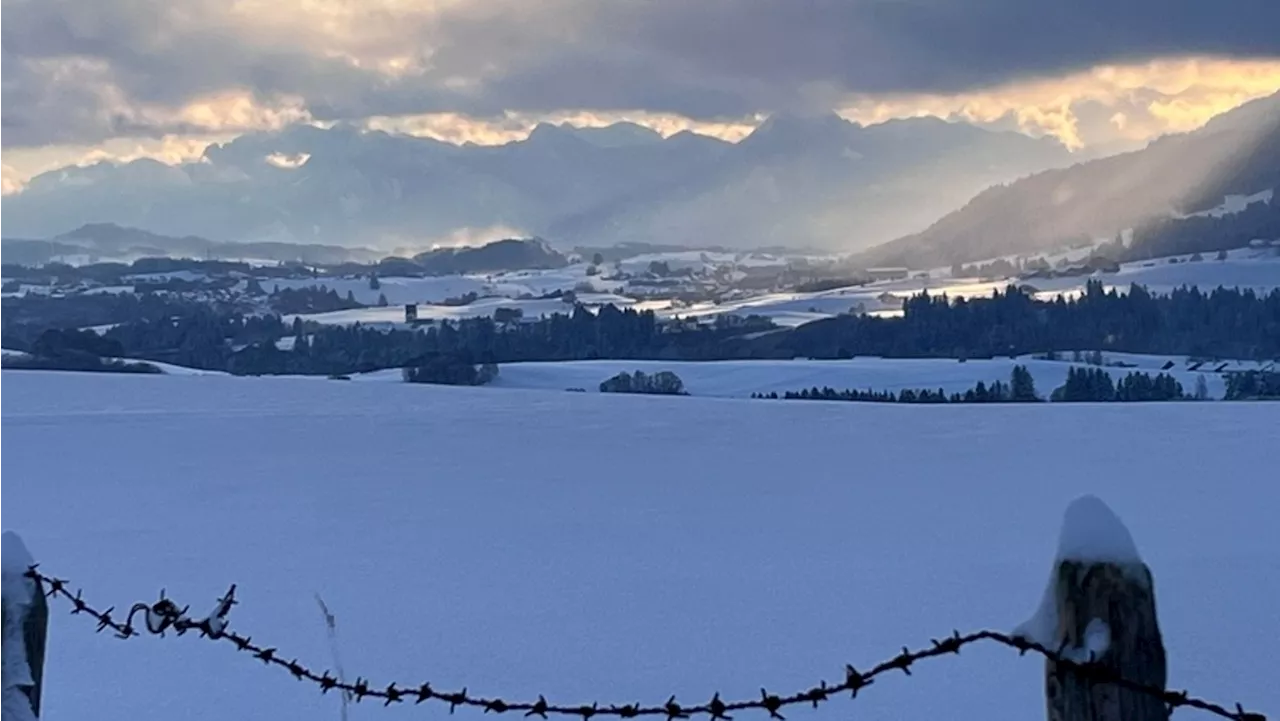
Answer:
[3,114,1072,251]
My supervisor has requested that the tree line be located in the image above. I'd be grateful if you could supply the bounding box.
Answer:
[776,281,1280,361]
[751,366,1198,405]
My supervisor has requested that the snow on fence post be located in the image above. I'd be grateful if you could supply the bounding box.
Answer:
[1017,496,1167,721]
[3,532,48,721]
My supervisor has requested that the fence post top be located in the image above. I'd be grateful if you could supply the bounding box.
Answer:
[1014,495,1150,650]
[1055,496,1143,567]
[3,532,38,599]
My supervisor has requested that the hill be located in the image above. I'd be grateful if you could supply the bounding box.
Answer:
[412,237,569,275]
[857,93,1280,268]
[0,224,569,275]
[0,115,1071,252]
[0,224,385,266]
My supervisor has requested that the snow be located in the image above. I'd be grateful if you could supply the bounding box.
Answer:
[289,250,1280,331]
[679,248,1280,328]
[668,289,901,328]
[615,251,791,276]
[127,270,208,283]
[1177,189,1273,219]
[897,251,1280,303]
[0,371,1274,721]
[290,292,636,328]
[1062,618,1112,664]
[81,285,137,296]
[1,371,1277,721]
[2,532,38,721]
[262,248,1280,331]
[131,360,229,376]
[0,284,54,299]
[82,323,122,335]
[2,532,36,599]
[269,265,616,309]
[1055,495,1144,565]
[1013,496,1145,649]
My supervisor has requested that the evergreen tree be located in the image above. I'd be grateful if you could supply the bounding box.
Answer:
[1010,365,1038,401]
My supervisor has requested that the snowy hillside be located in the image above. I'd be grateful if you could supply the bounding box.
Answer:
[287,291,635,328]
[285,248,1280,330]
[266,265,620,307]
[2,371,1277,721]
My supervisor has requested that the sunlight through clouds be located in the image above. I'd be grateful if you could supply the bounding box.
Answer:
[5,55,1276,192]
[2,0,1277,190]
[836,58,1280,150]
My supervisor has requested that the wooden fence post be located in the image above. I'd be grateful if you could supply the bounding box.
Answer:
[2,531,48,720]
[1044,550,1168,721]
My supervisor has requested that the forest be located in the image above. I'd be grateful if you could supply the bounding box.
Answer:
[3,281,1278,378]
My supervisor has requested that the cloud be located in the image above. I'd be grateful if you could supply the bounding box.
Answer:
[2,165,26,195]
[834,57,1280,150]
[0,0,456,146]
[370,0,1280,119]
[363,110,759,146]
[4,0,1280,151]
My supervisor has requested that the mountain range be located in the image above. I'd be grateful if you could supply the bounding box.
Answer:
[1,113,1073,253]
[856,92,1280,268]
[0,224,386,267]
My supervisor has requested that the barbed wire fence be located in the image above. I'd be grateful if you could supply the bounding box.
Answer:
[21,567,1267,721]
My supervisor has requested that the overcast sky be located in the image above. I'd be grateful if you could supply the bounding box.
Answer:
[4,0,1280,191]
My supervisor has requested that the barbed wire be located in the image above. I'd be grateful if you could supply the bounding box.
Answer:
[23,566,1266,721]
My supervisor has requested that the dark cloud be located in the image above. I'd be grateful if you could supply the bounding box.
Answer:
[425,0,1280,114]
[4,0,1279,147]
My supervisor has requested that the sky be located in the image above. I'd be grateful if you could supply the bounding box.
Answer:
[3,0,1280,193]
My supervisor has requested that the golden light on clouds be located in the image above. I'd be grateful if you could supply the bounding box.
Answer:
[363,110,759,145]
[1,135,229,195]
[837,57,1280,150]
[242,56,1280,152]
[173,92,313,133]
[76,136,226,167]
[366,58,1280,151]
[227,0,456,55]
[2,166,26,195]
[3,56,1277,194]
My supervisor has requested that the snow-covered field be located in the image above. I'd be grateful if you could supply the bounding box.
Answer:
[481,353,1265,400]
[2,350,1267,399]
[690,248,1280,327]
[614,251,797,275]
[284,248,1280,330]
[286,292,635,328]
[269,265,621,309]
[1,370,1277,721]
[1027,249,1280,296]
